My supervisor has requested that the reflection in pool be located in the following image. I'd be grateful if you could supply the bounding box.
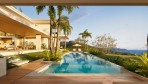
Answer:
[42,52,121,74]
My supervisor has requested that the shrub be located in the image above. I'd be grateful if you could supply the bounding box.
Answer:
[123,59,139,72]
[89,49,104,56]
[0,55,3,58]
[62,49,69,53]
[18,52,44,61]
[42,50,62,62]
[90,52,148,78]
[41,43,47,49]
[135,53,148,77]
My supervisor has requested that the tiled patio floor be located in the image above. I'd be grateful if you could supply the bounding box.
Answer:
[0,59,147,84]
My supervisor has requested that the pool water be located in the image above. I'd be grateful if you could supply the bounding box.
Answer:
[42,52,121,74]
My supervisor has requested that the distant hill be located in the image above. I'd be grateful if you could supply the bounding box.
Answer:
[112,48,147,55]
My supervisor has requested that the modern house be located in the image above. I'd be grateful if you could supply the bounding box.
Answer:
[0,6,67,50]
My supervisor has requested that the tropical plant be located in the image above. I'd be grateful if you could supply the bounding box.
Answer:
[43,50,62,61]
[0,55,3,58]
[36,6,78,55]
[36,6,56,54]
[60,15,72,49]
[19,7,23,12]
[62,49,69,53]
[41,43,47,49]
[56,6,78,53]
[135,53,148,76]
[92,34,117,53]
[28,42,36,49]
[79,29,92,50]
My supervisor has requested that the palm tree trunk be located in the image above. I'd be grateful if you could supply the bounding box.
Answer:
[56,19,60,53]
[53,29,56,53]
[49,20,53,54]
[64,35,67,49]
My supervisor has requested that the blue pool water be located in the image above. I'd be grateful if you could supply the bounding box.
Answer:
[42,52,121,74]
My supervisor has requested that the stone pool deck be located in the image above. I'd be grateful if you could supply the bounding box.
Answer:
[0,59,147,84]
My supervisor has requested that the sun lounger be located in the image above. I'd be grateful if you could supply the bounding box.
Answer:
[9,58,20,63]
[78,48,81,52]
[9,58,29,66]
[73,49,76,52]
[13,60,29,66]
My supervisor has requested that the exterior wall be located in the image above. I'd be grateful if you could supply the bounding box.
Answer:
[0,58,6,77]
[35,24,50,34]
[36,35,41,50]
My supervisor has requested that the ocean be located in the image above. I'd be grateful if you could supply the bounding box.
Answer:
[122,50,147,55]
[112,48,147,55]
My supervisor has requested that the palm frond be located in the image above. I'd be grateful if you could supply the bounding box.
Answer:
[36,6,46,15]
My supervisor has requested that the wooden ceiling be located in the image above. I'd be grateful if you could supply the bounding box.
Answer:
[0,13,48,37]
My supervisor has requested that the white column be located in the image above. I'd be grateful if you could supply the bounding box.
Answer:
[23,36,26,50]
[12,35,17,50]
[36,34,41,50]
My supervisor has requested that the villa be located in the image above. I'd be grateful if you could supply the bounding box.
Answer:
[0,6,67,51]
[0,5,148,84]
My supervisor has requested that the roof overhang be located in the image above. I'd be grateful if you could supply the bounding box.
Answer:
[0,13,48,37]
[0,0,148,5]
[32,19,50,24]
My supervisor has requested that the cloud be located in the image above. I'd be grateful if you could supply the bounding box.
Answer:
[68,7,90,23]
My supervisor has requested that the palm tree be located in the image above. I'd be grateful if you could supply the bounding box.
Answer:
[56,6,78,53]
[60,15,72,49]
[79,29,92,50]
[36,6,56,54]
[36,6,78,54]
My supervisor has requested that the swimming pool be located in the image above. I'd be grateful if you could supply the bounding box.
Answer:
[41,52,121,74]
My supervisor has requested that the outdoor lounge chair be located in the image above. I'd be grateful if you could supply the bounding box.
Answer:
[73,49,76,52]
[78,48,81,52]
[9,58,29,66]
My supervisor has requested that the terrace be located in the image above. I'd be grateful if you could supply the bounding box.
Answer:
[0,59,147,84]
[0,1,148,84]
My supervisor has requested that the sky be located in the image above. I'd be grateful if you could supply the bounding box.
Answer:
[16,6,148,50]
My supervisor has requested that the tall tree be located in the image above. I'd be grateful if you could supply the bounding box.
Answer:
[56,6,78,53]
[36,6,56,54]
[60,15,72,49]
[79,29,92,50]
[92,34,117,53]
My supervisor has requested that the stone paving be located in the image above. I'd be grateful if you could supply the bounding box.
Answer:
[0,59,147,84]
